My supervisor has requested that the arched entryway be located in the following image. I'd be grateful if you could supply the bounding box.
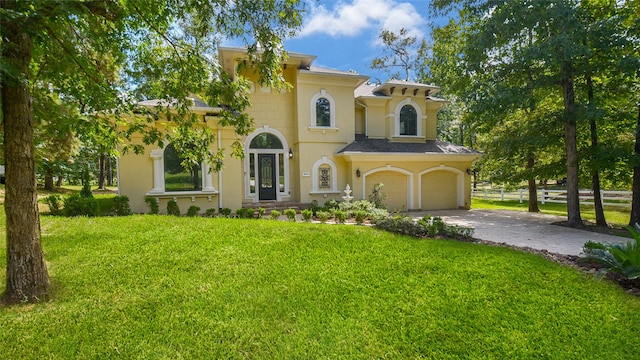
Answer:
[419,167,464,210]
[244,128,290,202]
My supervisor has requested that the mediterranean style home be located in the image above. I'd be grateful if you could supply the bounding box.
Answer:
[117,47,480,214]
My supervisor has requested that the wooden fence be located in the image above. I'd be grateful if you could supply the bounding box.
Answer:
[472,188,632,208]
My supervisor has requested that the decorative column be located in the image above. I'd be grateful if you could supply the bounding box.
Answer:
[149,149,164,193]
[203,163,216,192]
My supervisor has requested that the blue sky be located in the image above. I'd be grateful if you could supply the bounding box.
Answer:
[283,0,445,83]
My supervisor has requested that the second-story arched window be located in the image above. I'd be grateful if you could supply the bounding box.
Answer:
[399,104,417,136]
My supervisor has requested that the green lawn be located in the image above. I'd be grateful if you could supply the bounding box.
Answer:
[1,214,639,358]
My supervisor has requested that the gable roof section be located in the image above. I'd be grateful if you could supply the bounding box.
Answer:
[337,135,481,155]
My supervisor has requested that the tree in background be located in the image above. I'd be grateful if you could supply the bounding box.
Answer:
[370,28,429,82]
[0,0,302,304]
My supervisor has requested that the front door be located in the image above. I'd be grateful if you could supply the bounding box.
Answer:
[258,154,277,200]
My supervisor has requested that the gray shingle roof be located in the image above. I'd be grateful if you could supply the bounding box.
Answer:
[338,135,481,155]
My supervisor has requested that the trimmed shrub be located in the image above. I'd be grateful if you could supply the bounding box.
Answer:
[257,207,266,218]
[219,208,232,217]
[113,196,132,216]
[44,194,63,216]
[368,182,386,209]
[301,209,313,222]
[145,197,159,214]
[317,211,330,224]
[205,208,217,217]
[284,208,297,221]
[167,200,180,216]
[236,208,255,219]
[269,210,281,220]
[187,206,201,217]
[324,199,340,210]
[63,194,99,217]
[354,210,367,225]
[376,215,427,237]
[334,210,347,224]
[80,166,93,198]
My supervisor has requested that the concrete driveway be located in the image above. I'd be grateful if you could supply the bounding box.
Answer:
[410,209,630,256]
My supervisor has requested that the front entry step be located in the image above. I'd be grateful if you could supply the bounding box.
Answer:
[241,201,310,212]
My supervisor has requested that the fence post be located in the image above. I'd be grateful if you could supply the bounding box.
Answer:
[501,188,505,201]
[519,189,523,203]
[541,189,546,204]
[484,189,487,200]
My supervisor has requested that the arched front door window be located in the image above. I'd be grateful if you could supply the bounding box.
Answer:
[247,132,286,201]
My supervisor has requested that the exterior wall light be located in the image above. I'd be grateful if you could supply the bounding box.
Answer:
[289,148,293,158]
[356,168,361,177]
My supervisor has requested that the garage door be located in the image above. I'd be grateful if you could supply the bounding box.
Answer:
[366,171,407,211]
[421,170,458,210]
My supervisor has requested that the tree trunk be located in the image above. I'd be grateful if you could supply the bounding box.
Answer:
[44,168,54,191]
[107,156,114,186]
[98,153,106,190]
[630,103,640,226]
[527,156,539,212]
[587,76,607,227]
[1,8,51,304]
[56,176,63,187]
[561,72,584,228]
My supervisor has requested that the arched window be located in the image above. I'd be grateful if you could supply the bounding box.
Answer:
[311,156,338,193]
[399,105,417,136]
[310,90,336,128]
[163,143,202,191]
[316,97,331,127]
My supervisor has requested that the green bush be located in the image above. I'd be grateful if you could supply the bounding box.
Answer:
[80,166,93,198]
[219,208,232,217]
[368,182,386,209]
[354,210,367,225]
[205,208,217,217]
[270,210,281,220]
[145,197,159,214]
[257,207,266,218]
[284,208,297,221]
[417,215,474,239]
[581,225,640,281]
[167,200,180,216]
[324,199,340,210]
[310,200,320,216]
[236,208,255,219]
[301,209,313,222]
[334,210,347,224]
[44,194,63,216]
[317,211,330,224]
[113,196,132,216]
[375,216,427,237]
[187,206,201,217]
[63,194,99,217]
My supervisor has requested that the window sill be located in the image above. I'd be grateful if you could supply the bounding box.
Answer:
[308,127,339,132]
[309,191,341,195]
[146,190,219,197]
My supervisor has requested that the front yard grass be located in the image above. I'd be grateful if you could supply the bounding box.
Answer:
[1,213,639,358]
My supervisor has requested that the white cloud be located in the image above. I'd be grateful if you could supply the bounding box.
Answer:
[299,0,426,40]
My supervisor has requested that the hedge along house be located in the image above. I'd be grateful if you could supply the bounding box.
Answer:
[117,47,481,214]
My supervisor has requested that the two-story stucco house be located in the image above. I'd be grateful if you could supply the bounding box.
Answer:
[117,47,480,214]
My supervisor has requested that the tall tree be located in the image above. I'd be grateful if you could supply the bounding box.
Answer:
[371,28,428,81]
[0,0,302,304]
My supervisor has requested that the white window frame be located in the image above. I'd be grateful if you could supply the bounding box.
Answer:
[310,89,337,129]
[394,98,423,137]
[147,143,216,195]
[310,156,339,194]
[243,126,291,202]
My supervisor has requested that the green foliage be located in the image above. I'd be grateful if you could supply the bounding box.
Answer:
[310,200,320,216]
[375,215,427,237]
[368,183,386,209]
[145,197,159,215]
[374,214,474,239]
[301,209,313,222]
[186,206,201,217]
[257,207,266,218]
[63,194,99,217]
[167,200,180,216]
[355,210,367,225]
[219,208,232,218]
[316,211,331,224]
[370,27,428,81]
[44,195,63,216]
[79,166,93,198]
[269,210,281,220]
[582,225,640,281]
[236,208,255,219]
[205,208,217,217]
[284,208,297,221]
[334,210,347,224]
[324,199,340,210]
[113,196,132,216]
